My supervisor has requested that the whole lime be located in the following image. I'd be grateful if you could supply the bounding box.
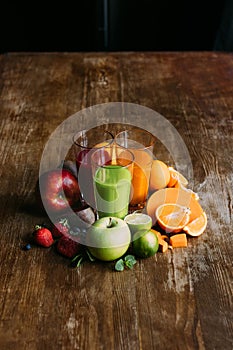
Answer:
[132,230,159,258]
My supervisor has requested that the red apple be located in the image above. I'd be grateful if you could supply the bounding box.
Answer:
[39,169,80,213]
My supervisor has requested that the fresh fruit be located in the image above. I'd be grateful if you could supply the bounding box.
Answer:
[62,208,96,238]
[132,229,159,258]
[57,236,81,258]
[167,167,188,188]
[74,207,95,227]
[52,218,70,238]
[149,160,170,191]
[158,238,168,253]
[86,217,131,261]
[146,187,204,226]
[62,160,78,178]
[174,182,199,201]
[169,233,188,248]
[124,213,152,235]
[155,203,191,233]
[33,225,54,247]
[184,212,207,237]
[150,229,168,253]
[23,243,32,251]
[39,169,80,213]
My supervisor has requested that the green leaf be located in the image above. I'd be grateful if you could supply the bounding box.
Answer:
[71,254,83,262]
[124,255,137,264]
[76,256,84,267]
[124,255,137,269]
[115,259,125,272]
[85,249,96,262]
[70,254,84,268]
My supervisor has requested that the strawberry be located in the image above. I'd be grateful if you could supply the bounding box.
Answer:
[52,218,70,238]
[56,236,81,258]
[33,225,54,247]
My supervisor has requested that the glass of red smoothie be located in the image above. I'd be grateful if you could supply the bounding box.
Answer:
[73,126,114,208]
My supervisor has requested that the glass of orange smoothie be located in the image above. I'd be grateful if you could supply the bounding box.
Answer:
[115,127,155,211]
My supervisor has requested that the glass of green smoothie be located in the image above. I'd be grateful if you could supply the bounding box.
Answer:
[91,146,134,219]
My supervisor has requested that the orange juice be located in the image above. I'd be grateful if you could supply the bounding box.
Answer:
[115,128,155,210]
[130,150,152,207]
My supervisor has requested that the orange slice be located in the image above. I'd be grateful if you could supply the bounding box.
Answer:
[184,212,207,237]
[155,203,191,233]
[146,188,203,226]
[167,167,188,188]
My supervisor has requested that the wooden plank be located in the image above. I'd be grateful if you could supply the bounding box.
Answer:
[0,52,232,350]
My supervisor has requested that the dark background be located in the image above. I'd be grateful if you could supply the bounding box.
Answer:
[0,0,232,53]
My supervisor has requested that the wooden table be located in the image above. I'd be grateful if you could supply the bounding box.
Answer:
[0,52,232,350]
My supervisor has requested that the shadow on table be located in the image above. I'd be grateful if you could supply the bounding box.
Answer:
[0,191,47,219]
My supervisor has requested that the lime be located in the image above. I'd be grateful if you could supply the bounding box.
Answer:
[124,213,152,235]
[132,230,159,258]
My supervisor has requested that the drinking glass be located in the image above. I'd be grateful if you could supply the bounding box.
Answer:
[91,146,134,219]
[73,126,114,207]
[115,127,155,211]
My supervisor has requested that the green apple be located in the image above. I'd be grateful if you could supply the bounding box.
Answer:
[86,217,131,261]
[124,213,152,236]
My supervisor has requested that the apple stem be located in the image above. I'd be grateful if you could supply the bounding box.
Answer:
[107,217,118,228]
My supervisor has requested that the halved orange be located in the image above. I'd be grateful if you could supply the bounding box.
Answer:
[174,181,199,201]
[184,212,207,237]
[167,167,188,188]
[155,203,191,233]
[146,188,203,226]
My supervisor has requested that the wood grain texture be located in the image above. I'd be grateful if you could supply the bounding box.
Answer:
[0,52,232,350]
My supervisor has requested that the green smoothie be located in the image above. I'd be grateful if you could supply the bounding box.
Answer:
[94,164,132,219]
